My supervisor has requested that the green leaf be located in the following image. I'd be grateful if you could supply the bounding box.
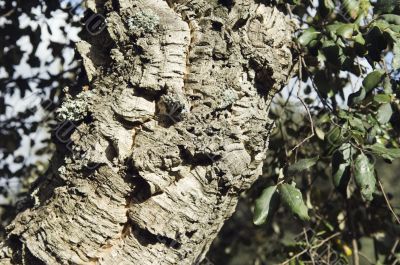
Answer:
[328,127,341,144]
[353,32,366,45]
[354,153,376,202]
[373,94,392,103]
[383,77,393,94]
[348,87,366,106]
[366,143,400,161]
[384,28,400,45]
[349,70,386,106]
[337,24,355,39]
[359,0,372,18]
[333,161,351,190]
[381,14,400,25]
[343,0,360,19]
[298,27,320,47]
[389,24,400,33]
[332,144,353,191]
[393,41,400,69]
[287,157,319,174]
[326,126,350,148]
[279,183,310,221]
[349,116,365,132]
[327,23,345,35]
[371,20,391,32]
[363,70,386,92]
[253,186,279,226]
[374,0,397,14]
[376,103,393,124]
[315,127,325,140]
[324,0,335,10]
[319,0,335,16]
[322,41,344,66]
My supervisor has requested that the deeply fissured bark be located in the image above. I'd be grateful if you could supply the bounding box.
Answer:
[0,0,294,264]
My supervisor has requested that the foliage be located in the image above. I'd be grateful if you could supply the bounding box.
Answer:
[249,0,400,263]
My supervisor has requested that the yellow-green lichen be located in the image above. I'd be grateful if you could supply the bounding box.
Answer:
[128,10,160,33]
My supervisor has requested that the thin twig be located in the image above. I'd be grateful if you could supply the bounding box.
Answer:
[390,240,400,265]
[1,8,15,18]
[289,96,315,152]
[352,238,360,265]
[303,228,316,265]
[300,57,333,112]
[391,240,399,256]
[285,3,294,19]
[279,233,341,265]
[378,179,400,225]
[289,60,315,153]
[282,80,297,110]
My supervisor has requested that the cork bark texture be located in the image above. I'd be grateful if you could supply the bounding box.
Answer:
[0,0,295,264]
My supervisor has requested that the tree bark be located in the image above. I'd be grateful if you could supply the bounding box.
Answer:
[0,0,294,264]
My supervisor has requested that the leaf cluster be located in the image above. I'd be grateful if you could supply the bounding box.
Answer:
[252,0,400,263]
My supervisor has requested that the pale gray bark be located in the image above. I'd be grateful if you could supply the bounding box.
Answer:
[0,0,295,264]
